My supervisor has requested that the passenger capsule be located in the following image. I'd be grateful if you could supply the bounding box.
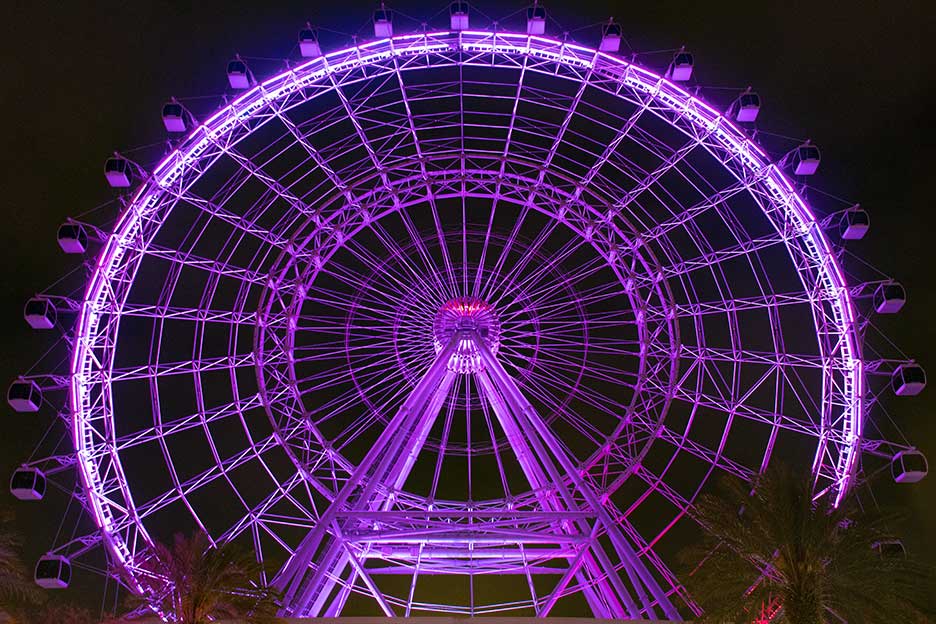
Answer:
[24,298,56,330]
[104,156,132,188]
[7,379,42,413]
[226,57,252,90]
[450,2,469,31]
[527,5,546,35]
[734,91,761,123]
[840,206,870,240]
[892,450,927,483]
[791,143,821,176]
[873,539,906,559]
[161,101,187,133]
[667,50,694,82]
[892,363,926,396]
[374,7,393,38]
[600,22,622,53]
[57,222,88,254]
[10,467,46,501]
[299,28,322,58]
[35,555,71,589]
[873,281,906,314]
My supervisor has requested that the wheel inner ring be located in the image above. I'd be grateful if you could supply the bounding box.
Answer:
[254,167,681,504]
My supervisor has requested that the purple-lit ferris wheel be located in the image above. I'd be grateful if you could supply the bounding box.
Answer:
[11,3,929,620]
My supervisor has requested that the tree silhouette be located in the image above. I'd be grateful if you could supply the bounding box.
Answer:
[136,531,277,624]
[682,464,932,623]
[0,509,42,619]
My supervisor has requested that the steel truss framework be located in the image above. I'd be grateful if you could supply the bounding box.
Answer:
[53,30,876,617]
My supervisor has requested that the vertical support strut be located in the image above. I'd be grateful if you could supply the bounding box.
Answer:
[273,334,460,615]
[475,336,680,620]
[273,330,680,620]
[474,370,625,618]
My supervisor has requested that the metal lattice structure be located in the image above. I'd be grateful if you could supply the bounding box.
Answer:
[11,12,928,621]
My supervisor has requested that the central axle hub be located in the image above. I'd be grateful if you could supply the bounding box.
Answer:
[432,296,502,374]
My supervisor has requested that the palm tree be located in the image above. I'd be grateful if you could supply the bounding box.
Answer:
[0,509,42,618]
[682,464,932,623]
[136,530,277,624]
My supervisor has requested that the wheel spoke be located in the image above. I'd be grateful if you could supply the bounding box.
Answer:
[54,31,876,619]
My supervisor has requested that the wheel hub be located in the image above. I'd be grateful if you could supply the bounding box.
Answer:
[432,296,502,373]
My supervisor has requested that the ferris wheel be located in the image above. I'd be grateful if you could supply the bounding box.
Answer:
[10,2,929,619]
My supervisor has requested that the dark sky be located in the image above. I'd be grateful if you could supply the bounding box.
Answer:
[1,0,933,614]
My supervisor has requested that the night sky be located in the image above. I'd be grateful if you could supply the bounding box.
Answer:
[1,0,933,614]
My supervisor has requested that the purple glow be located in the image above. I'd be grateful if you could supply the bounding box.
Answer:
[66,29,865,616]
[432,297,502,374]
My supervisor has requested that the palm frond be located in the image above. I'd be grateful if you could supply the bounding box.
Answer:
[0,510,44,610]
[132,531,279,624]
[681,464,933,624]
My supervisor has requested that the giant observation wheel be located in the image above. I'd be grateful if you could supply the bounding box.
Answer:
[10,4,929,620]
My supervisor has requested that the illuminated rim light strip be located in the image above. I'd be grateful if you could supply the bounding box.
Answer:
[70,30,863,591]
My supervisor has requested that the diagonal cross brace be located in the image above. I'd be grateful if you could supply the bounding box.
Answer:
[273,330,680,620]
[475,339,679,619]
[475,368,625,618]
[475,334,680,620]
[274,334,460,615]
